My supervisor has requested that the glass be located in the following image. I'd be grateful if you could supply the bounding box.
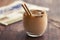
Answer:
[23,0,60,28]
[23,10,48,37]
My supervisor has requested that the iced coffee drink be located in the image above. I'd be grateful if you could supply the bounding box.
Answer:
[23,10,48,37]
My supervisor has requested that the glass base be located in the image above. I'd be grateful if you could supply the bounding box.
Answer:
[26,32,43,37]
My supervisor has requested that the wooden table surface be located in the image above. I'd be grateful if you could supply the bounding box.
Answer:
[0,0,60,40]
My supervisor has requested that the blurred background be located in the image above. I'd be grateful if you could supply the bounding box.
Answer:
[0,0,60,22]
[23,0,60,22]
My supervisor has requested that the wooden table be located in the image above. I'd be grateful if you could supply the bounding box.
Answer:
[0,0,60,40]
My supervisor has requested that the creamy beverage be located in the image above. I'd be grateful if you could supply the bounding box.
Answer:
[23,10,48,37]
